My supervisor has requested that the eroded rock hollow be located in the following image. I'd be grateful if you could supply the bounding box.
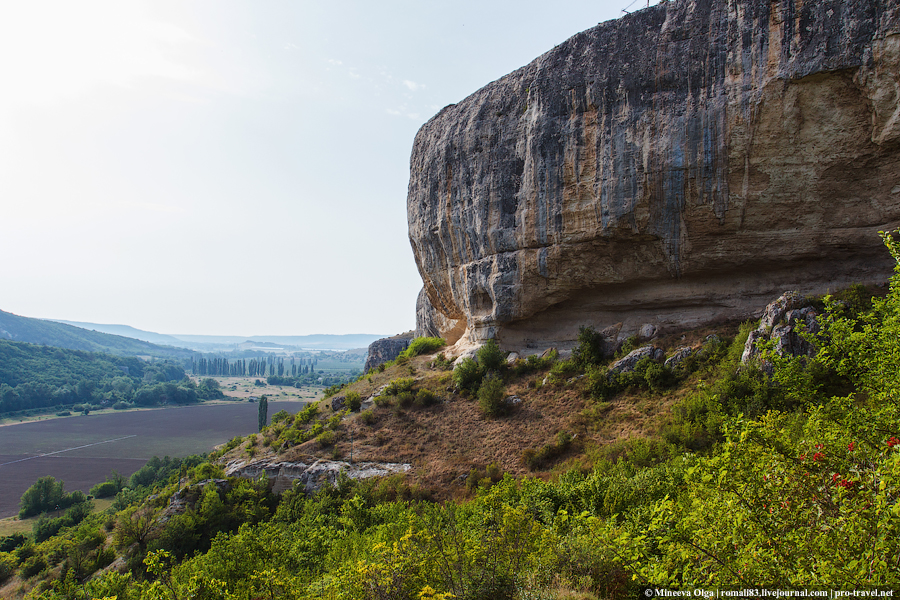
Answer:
[408,0,900,352]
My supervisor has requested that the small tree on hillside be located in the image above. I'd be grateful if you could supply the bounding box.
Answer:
[19,476,66,519]
[258,395,268,432]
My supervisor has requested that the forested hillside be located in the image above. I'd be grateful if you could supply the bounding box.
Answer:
[3,234,900,598]
[0,340,219,415]
[0,310,193,360]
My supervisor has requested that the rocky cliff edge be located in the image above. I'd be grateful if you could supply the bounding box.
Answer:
[408,0,900,353]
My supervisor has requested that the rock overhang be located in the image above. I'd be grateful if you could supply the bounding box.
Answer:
[408,0,900,353]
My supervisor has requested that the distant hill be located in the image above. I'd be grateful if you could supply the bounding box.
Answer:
[0,310,193,360]
[168,333,387,351]
[21,313,390,353]
[52,320,187,348]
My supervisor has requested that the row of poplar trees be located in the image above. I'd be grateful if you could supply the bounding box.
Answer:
[192,357,318,377]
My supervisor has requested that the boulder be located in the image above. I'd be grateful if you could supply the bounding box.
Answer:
[638,324,659,341]
[664,346,695,370]
[742,292,820,364]
[408,0,900,353]
[609,345,665,376]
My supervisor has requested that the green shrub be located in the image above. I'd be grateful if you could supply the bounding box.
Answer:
[398,337,445,360]
[397,390,415,408]
[20,553,47,578]
[373,394,392,408]
[586,364,620,400]
[89,471,125,498]
[33,500,93,543]
[0,551,15,584]
[522,431,573,470]
[641,360,676,392]
[617,335,639,357]
[360,409,376,425]
[453,357,483,393]
[415,388,438,407]
[549,359,579,381]
[476,339,506,372]
[112,401,130,410]
[384,378,415,396]
[295,403,319,424]
[477,373,507,417]
[512,353,555,376]
[271,410,292,424]
[0,534,25,554]
[345,391,362,412]
[431,353,454,370]
[317,430,336,447]
[18,476,84,519]
[572,325,607,365]
[308,422,324,439]
[280,428,300,446]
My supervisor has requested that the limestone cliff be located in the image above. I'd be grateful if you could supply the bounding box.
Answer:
[408,0,900,352]
[363,332,414,373]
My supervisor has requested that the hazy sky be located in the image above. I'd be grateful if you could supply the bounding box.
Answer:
[1,0,659,337]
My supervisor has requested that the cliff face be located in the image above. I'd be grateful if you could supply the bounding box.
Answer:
[408,0,900,351]
[364,332,414,373]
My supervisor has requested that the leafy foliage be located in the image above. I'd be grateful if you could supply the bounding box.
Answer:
[89,471,127,499]
[476,339,506,372]
[572,325,607,366]
[19,476,88,519]
[477,373,507,418]
[452,357,483,393]
[0,340,189,415]
[397,337,446,361]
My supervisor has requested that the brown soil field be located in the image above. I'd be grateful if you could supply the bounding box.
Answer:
[0,400,308,519]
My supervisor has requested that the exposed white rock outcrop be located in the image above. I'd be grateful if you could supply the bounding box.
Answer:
[224,458,411,495]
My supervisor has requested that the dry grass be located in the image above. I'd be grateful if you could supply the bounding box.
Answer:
[232,333,726,499]
[198,376,323,402]
[221,321,746,499]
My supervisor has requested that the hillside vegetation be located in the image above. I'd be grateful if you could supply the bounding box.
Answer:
[3,235,900,598]
[0,340,217,416]
[0,310,193,361]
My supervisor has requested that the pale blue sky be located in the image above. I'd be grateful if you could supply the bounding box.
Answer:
[0,0,659,336]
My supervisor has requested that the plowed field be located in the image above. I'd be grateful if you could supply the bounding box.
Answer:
[0,400,306,518]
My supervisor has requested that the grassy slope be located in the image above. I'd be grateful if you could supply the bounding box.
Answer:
[225,320,744,497]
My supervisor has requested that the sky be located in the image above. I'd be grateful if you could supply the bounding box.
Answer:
[0,0,660,337]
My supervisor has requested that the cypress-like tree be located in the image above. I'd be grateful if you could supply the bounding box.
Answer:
[257,395,268,432]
